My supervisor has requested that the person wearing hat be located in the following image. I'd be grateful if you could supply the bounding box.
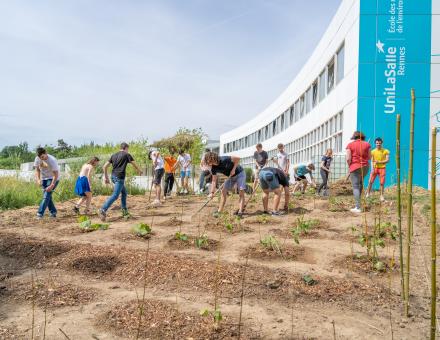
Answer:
[292,162,316,194]
[346,130,371,213]
[259,167,290,215]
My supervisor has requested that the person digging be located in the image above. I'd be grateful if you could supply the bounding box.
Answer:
[259,167,290,216]
[292,162,316,194]
[204,151,246,218]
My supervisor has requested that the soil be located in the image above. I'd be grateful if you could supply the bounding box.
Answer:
[0,190,437,339]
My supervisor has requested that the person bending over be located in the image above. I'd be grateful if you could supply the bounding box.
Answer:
[292,163,316,194]
[259,167,290,216]
[204,151,246,218]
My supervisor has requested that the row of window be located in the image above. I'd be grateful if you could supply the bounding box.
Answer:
[239,112,344,169]
[223,43,345,154]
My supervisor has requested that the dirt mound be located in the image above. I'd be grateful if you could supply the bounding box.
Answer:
[333,255,399,276]
[70,255,120,274]
[330,178,352,196]
[0,233,71,267]
[157,216,182,227]
[98,299,260,339]
[5,278,98,308]
[242,243,308,262]
[167,234,220,251]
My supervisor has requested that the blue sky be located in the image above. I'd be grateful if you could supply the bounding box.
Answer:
[0,0,341,148]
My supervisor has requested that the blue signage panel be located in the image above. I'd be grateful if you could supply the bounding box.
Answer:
[358,0,432,188]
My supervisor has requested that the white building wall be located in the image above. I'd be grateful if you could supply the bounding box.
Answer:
[220,0,361,178]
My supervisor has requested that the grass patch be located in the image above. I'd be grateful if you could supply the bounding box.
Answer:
[0,176,146,210]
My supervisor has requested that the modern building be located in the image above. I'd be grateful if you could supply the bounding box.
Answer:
[220,0,439,188]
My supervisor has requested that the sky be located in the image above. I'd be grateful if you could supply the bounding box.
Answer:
[0,0,341,149]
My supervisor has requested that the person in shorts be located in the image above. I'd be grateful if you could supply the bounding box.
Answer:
[259,167,290,215]
[253,143,268,190]
[177,150,192,194]
[366,137,389,202]
[292,163,316,194]
[204,151,246,217]
[34,147,60,219]
[149,149,165,206]
[198,148,211,195]
[99,142,143,221]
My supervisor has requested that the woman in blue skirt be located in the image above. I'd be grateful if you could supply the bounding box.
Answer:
[74,157,100,214]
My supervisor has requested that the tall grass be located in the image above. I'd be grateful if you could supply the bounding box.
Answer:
[0,176,146,210]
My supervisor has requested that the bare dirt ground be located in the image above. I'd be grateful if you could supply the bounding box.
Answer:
[0,186,438,339]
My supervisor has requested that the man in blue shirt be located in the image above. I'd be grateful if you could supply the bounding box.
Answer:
[292,162,316,194]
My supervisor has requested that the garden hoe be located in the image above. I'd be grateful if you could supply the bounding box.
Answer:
[242,181,259,213]
[192,180,227,218]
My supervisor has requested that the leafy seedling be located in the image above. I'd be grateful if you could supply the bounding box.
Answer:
[195,234,209,249]
[302,275,317,286]
[78,216,109,232]
[132,223,152,238]
[175,231,188,242]
[260,235,281,254]
[200,308,223,323]
[256,214,270,224]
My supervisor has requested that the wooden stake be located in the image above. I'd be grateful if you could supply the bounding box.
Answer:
[404,88,415,317]
[396,114,404,299]
[430,127,437,339]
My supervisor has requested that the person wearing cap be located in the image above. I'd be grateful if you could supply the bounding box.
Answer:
[292,162,316,194]
[346,131,371,213]
[258,167,290,215]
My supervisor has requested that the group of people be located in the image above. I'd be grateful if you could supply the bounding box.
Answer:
[33,130,389,220]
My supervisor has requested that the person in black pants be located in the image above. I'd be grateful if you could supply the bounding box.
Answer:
[163,152,178,198]
[317,148,333,196]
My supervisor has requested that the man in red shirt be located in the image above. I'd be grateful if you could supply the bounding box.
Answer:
[346,131,371,213]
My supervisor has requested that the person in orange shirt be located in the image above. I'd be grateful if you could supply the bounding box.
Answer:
[163,150,178,198]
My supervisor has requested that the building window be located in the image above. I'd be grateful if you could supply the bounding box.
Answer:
[300,95,305,118]
[336,44,345,84]
[327,58,335,93]
[272,120,277,136]
[265,125,269,140]
[312,80,318,108]
[305,87,312,113]
[290,106,294,125]
[281,114,285,131]
[319,70,326,102]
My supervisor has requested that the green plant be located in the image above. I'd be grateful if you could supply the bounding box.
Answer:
[353,222,397,266]
[302,275,317,286]
[289,216,318,244]
[200,308,223,323]
[132,223,152,238]
[195,234,209,248]
[174,231,188,242]
[328,197,346,212]
[260,235,281,253]
[77,216,109,232]
[256,214,271,224]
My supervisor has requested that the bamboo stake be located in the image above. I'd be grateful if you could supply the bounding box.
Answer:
[404,88,415,317]
[238,253,249,339]
[396,114,404,299]
[430,127,437,340]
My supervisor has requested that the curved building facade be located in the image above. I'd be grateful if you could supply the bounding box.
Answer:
[220,0,439,188]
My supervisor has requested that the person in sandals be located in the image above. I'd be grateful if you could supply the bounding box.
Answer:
[259,167,290,216]
[74,157,100,214]
[204,151,246,218]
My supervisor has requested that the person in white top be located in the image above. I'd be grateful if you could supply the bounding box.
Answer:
[73,157,100,214]
[149,149,165,205]
[273,143,290,181]
[198,148,211,194]
[34,147,60,219]
[177,150,192,194]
